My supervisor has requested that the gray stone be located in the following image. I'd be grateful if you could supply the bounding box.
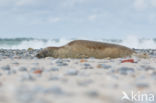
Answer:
[49,76,60,81]
[56,59,68,66]
[15,86,35,103]
[43,86,64,95]
[18,67,27,72]
[77,79,93,86]
[83,63,93,69]
[85,90,99,98]
[118,67,135,75]
[84,63,90,67]
[47,67,59,72]
[6,70,16,75]
[30,67,41,72]
[140,65,155,71]
[12,61,19,65]
[151,72,156,80]
[99,64,111,69]
[1,65,11,71]
[136,82,149,88]
[65,69,78,76]
[20,73,35,81]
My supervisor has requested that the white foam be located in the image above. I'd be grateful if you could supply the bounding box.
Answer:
[119,35,156,49]
[0,36,156,49]
[0,38,71,49]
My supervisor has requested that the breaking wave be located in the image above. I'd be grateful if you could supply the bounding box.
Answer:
[0,36,155,49]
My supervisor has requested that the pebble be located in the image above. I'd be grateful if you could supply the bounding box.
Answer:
[19,73,35,81]
[83,63,93,69]
[97,64,111,69]
[151,71,156,80]
[12,61,19,65]
[56,59,68,66]
[33,70,42,74]
[49,76,60,81]
[85,90,99,98]
[77,79,93,86]
[47,67,59,72]
[1,65,11,71]
[0,49,40,59]
[15,86,35,103]
[43,86,65,95]
[84,63,90,67]
[18,67,27,72]
[0,49,155,103]
[136,82,149,89]
[30,67,42,72]
[140,65,155,71]
[6,70,16,75]
[65,69,78,76]
[118,67,135,75]
[57,62,68,66]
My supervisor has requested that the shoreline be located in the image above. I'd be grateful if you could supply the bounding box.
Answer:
[0,48,156,59]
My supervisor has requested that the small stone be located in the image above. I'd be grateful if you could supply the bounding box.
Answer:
[84,63,90,67]
[77,79,93,86]
[44,86,64,95]
[1,65,11,71]
[33,70,42,74]
[151,71,156,80]
[83,63,93,69]
[136,82,149,89]
[140,65,155,71]
[47,67,59,72]
[6,69,16,75]
[85,90,99,98]
[20,73,35,81]
[118,67,134,75]
[15,86,34,103]
[97,64,111,69]
[30,67,43,72]
[32,62,39,66]
[65,69,78,76]
[80,59,88,63]
[49,76,60,81]
[56,60,68,66]
[12,61,19,65]
[121,59,135,63]
[19,67,27,72]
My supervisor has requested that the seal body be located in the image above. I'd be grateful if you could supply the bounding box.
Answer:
[36,40,135,59]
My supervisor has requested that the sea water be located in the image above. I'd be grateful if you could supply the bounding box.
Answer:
[0,36,156,49]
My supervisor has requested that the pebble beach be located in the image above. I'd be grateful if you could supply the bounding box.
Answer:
[0,49,156,103]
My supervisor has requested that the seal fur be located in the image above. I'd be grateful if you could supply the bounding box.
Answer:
[36,40,135,59]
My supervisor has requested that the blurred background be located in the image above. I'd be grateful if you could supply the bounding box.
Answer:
[0,0,156,49]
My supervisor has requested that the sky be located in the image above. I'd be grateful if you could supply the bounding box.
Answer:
[0,0,156,39]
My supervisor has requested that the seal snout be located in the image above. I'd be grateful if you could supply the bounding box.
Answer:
[36,53,42,58]
[36,49,49,58]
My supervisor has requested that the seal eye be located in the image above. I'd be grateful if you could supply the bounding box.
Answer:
[36,53,41,58]
[36,50,48,58]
